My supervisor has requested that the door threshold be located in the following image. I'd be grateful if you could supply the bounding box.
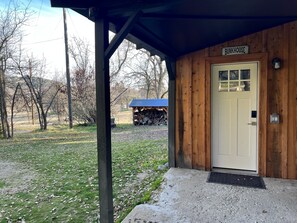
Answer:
[212,167,258,176]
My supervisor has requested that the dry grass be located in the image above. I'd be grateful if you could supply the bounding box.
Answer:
[11,110,132,133]
[113,110,133,124]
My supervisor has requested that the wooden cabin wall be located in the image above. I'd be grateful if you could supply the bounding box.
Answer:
[175,20,297,179]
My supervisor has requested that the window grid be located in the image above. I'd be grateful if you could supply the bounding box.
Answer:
[218,69,250,92]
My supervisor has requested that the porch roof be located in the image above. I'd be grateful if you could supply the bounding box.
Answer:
[52,0,297,59]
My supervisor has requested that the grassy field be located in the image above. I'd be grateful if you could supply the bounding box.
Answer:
[12,110,133,129]
[0,124,168,222]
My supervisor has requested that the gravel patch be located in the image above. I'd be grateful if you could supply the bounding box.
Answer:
[0,161,36,195]
[112,126,168,142]
[123,168,297,223]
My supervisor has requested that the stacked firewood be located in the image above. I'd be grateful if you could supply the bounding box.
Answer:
[133,108,167,125]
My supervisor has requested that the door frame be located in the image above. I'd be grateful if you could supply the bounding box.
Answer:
[211,62,259,172]
[205,53,268,176]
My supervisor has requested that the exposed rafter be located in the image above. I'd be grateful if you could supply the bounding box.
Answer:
[50,0,93,8]
[51,0,183,12]
[131,23,179,58]
[105,0,183,17]
[125,34,173,60]
[142,13,297,20]
[105,11,142,59]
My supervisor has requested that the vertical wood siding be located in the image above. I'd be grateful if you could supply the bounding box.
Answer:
[288,22,297,179]
[176,56,193,168]
[176,20,297,179]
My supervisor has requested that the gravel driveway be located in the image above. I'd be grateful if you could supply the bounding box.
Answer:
[112,125,168,142]
[123,168,297,223]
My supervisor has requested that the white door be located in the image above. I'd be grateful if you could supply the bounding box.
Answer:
[211,63,258,171]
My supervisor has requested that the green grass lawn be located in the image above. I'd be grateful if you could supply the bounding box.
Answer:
[0,180,5,189]
[0,124,168,222]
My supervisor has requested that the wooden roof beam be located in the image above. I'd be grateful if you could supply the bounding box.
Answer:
[126,34,171,60]
[51,0,183,14]
[50,0,93,8]
[142,13,297,20]
[105,11,142,59]
[131,23,179,59]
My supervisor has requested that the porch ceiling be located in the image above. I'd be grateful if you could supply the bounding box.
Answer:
[50,0,297,59]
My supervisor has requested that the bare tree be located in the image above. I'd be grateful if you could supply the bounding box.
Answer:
[127,50,168,99]
[110,39,133,83]
[150,54,168,98]
[50,72,68,123]
[10,82,23,137]
[69,37,133,123]
[12,55,64,130]
[0,0,31,138]
[0,58,10,138]
[69,37,96,123]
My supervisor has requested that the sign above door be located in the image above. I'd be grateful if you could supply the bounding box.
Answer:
[222,45,249,56]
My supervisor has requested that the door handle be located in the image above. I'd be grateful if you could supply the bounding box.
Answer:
[247,122,257,126]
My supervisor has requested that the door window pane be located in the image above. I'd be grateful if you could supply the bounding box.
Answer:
[230,70,239,80]
[219,82,228,92]
[240,81,250,91]
[219,71,228,81]
[229,81,239,91]
[240,69,250,80]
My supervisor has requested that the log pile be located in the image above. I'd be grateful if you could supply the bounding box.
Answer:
[133,107,167,125]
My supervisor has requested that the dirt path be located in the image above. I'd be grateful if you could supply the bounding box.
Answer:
[0,161,36,195]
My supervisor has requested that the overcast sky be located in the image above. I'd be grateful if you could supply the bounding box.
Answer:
[1,0,95,79]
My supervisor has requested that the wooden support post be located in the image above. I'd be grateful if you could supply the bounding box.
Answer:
[95,17,113,223]
[166,59,176,168]
[92,9,142,222]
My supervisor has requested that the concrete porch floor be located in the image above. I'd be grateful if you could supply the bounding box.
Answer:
[123,168,297,223]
